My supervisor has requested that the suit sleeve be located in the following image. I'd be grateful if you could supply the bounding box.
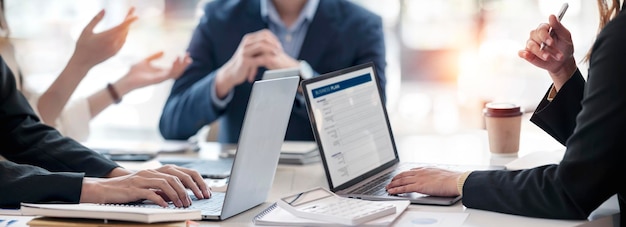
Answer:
[159,7,223,140]
[0,59,119,208]
[462,21,626,219]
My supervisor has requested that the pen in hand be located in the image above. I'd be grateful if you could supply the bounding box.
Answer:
[540,3,569,51]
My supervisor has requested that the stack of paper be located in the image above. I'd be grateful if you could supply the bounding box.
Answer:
[278,142,320,165]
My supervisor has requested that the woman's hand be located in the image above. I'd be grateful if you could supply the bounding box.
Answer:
[386,167,461,197]
[113,52,192,96]
[81,165,210,208]
[71,8,138,68]
[518,14,577,91]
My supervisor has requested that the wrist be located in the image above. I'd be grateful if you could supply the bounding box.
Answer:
[215,68,234,99]
[456,171,472,196]
[80,178,102,203]
[549,59,577,92]
[106,167,132,178]
[68,52,98,71]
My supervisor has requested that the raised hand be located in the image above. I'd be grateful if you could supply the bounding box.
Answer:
[72,8,138,68]
[114,52,192,95]
[518,14,577,91]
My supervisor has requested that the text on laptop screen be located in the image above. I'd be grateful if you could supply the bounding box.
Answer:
[305,66,395,187]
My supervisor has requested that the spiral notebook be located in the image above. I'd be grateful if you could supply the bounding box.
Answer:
[20,203,200,223]
[253,200,410,226]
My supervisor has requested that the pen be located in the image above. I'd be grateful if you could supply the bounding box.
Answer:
[540,3,569,50]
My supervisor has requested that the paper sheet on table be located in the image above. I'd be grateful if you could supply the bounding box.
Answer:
[505,150,565,170]
[393,211,468,227]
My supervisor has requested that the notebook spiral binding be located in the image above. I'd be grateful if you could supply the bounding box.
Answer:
[253,203,278,221]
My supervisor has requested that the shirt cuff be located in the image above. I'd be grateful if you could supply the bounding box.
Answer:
[547,85,557,102]
[211,83,234,109]
[457,171,472,196]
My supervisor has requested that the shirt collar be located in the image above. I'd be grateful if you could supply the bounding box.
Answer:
[261,0,319,28]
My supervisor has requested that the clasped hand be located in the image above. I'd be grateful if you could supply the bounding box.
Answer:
[215,29,299,98]
[81,165,211,208]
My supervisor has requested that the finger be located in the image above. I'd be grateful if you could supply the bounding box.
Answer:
[177,167,211,199]
[163,167,203,200]
[125,7,136,19]
[245,34,282,52]
[83,9,105,33]
[390,169,420,181]
[140,177,184,207]
[243,41,276,57]
[145,51,165,62]
[548,14,571,43]
[529,24,549,48]
[138,170,189,207]
[387,184,413,195]
[248,66,258,83]
[141,189,169,207]
[256,29,282,49]
[525,39,549,61]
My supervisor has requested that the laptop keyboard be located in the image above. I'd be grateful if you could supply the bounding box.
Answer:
[350,163,417,196]
[351,172,393,196]
[188,192,225,215]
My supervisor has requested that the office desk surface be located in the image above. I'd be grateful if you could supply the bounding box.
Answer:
[153,126,589,226]
[3,126,586,226]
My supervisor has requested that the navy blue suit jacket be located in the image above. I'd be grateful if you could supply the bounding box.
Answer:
[159,0,386,143]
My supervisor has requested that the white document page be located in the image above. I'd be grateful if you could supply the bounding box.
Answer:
[306,68,395,187]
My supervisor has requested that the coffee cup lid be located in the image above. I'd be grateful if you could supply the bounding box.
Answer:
[483,103,523,117]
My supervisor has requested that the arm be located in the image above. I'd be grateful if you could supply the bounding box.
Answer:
[0,57,120,207]
[88,52,191,118]
[530,69,585,145]
[160,10,234,140]
[464,18,626,219]
[37,8,137,125]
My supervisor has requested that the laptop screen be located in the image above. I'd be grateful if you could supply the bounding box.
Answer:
[302,63,397,189]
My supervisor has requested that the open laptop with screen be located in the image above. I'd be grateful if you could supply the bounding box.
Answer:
[138,76,300,219]
[301,62,500,206]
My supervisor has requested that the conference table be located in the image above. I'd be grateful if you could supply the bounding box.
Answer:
[0,122,606,226]
[153,121,591,227]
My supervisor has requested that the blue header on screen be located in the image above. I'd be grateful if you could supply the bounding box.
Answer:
[311,73,372,99]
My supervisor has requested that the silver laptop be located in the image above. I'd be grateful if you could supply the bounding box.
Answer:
[301,63,500,206]
[138,76,300,219]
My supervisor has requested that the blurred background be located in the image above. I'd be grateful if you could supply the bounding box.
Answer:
[5,0,598,142]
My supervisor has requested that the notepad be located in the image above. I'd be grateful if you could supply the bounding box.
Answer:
[253,200,410,226]
[21,203,201,223]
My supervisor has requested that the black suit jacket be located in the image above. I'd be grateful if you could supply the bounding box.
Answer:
[462,10,626,220]
[159,0,386,143]
[0,56,119,208]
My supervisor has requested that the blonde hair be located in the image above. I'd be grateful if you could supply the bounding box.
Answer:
[584,0,623,62]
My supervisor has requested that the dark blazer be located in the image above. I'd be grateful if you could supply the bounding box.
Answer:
[462,10,626,220]
[159,0,386,143]
[0,56,119,208]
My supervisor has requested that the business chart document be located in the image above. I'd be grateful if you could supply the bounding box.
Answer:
[307,71,395,186]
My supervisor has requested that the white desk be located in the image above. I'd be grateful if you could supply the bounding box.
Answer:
[155,124,588,227]
[1,124,592,226]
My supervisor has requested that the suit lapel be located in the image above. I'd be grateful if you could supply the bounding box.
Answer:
[298,0,339,68]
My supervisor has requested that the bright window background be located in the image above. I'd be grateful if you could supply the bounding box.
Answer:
[6,0,599,141]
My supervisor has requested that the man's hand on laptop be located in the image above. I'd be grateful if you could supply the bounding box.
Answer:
[80,165,211,208]
[385,167,461,197]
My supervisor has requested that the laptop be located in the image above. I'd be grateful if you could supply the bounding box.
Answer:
[138,76,300,220]
[159,68,302,178]
[301,62,501,206]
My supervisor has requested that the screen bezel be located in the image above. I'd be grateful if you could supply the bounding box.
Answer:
[301,62,400,192]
